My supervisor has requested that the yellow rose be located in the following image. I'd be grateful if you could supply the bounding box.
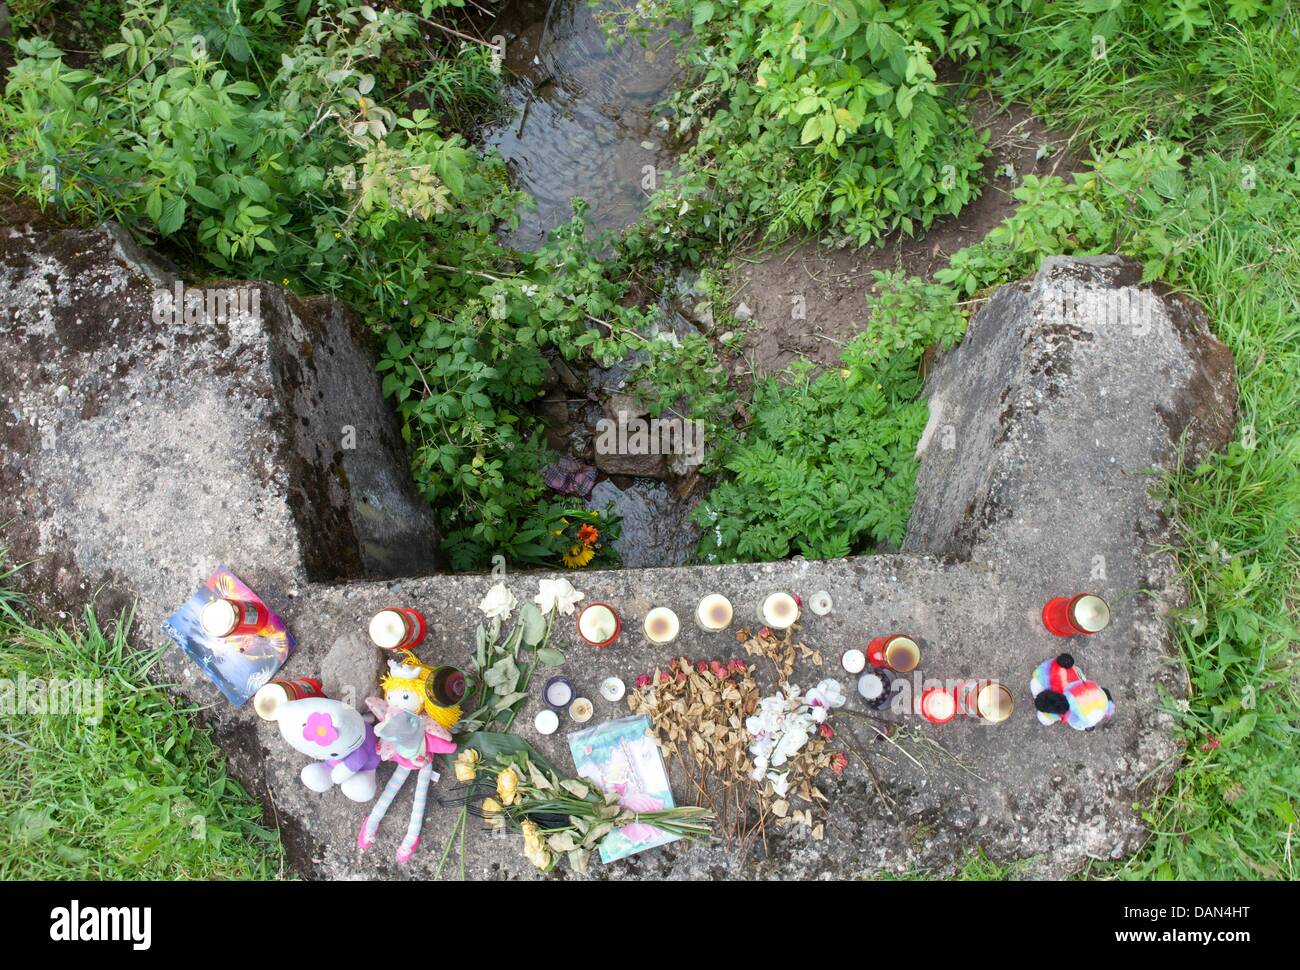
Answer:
[524,840,553,871]
[453,749,480,783]
[480,797,505,830]
[521,820,543,853]
[496,766,521,806]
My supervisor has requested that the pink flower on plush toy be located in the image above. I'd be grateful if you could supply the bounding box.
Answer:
[303,711,339,747]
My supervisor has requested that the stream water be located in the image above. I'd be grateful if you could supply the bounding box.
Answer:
[484,0,681,249]
[483,0,700,566]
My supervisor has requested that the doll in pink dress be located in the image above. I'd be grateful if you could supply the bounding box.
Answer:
[357,657,460,862]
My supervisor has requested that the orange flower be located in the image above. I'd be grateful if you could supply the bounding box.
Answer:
[577,524,599,545]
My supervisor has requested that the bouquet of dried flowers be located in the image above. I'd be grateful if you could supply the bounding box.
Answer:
[452,738,714,874]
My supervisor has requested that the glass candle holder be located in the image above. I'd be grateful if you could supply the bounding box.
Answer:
[1042,594,1110,637]
[867,634,921,673]
[368,607,427,651]
[696,594,733,632]
[759,592,800,630]
[543,676,574,711]
[577,603,620,648]
[644,607,680,644]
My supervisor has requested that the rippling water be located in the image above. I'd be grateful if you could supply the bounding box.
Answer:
[484,0,681,250]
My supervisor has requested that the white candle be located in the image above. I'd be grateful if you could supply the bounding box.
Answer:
[534,709,559,735]
[760,592,800,630]
[841,649,866,674]
[644,607,680,644]
[696,594,733,631]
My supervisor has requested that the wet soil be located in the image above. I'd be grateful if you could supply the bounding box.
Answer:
[727,98,1085,377]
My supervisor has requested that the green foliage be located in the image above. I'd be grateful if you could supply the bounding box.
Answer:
[0,0,691,570]
[999,0,1297,150]
[608,0,1037,249]
[694,273,964,562]
[0,576,281,879]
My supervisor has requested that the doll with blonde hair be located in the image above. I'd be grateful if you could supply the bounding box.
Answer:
[358,654,464,862]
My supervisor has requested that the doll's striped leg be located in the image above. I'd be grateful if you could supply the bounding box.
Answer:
[358,765,409,851]
[395,763,433,862]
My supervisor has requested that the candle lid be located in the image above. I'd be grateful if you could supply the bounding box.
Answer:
[762,592,800,628]
[697,594,733,629]
[644,607,680,642]
[977,683,1014,723]
[368,609,406,649]
[884,636,921,673]
[578,603,620,646]
[1071,594,1110,632]
[200,599,238,637]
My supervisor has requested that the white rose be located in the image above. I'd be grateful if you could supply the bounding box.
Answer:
[534,578,584,616]
[479,583,517,620]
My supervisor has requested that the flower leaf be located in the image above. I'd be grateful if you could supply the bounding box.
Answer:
[536,647,566,667]
[519,602,547,646]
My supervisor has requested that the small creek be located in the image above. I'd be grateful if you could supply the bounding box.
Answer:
[484,0,681,249]
[483,0,703,567]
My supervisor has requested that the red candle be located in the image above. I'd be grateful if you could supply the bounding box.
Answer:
[200,597,269,638]
[368,607,427,650]
[1042,594,1110,637]
[577,603,621,648]
[867,634,921,672]
[918,687,957,725]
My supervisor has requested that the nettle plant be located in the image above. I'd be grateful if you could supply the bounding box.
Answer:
[606,0,1035,249]
[694,272,966,562]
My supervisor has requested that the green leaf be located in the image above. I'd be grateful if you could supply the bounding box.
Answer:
[535,647,566,667]
[519,603,546,647]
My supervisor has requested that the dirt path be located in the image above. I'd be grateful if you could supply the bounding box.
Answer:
[727,99,1082,376]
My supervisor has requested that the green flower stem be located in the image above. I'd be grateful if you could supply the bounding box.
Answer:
[501,608,556,731]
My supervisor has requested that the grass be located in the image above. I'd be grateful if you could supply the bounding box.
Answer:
[988,6,1300,880]
[0,567,283,879]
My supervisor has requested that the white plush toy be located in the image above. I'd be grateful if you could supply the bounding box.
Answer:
[262,695,380,802]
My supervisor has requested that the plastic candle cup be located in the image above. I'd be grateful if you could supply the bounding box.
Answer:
[1042,593,1111,637]
[577,603,621,648]
[600,677,626,702]
[644,607,680,644]
[569,697,594,723]
[809,591,833,616]
[759,592,800,630]
[543,676,574,710]
[368,607,427,651]
[200,598,266,638]
[857,669,897,711]
[696,594,734,632]
[867,634,922,673]
[918,687,957,725]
